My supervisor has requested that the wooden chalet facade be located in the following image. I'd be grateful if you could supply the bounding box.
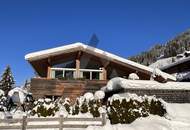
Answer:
[25,43,175,100]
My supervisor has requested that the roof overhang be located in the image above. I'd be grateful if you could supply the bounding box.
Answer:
[25,42,176,81]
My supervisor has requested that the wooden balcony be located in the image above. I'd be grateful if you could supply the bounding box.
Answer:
[30,78,107,101]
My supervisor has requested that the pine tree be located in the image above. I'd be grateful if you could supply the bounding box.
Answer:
[0,65,15,96]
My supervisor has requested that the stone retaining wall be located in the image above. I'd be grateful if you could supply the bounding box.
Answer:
[106,88,190,103]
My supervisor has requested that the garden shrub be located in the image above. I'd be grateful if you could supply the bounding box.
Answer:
[80,99,88,114]
[89,99,102,117]
[72,99,80,115]
[63,98,71,114]
[107,94,167,124]
[149,99,166,116]
[31,98,59,117]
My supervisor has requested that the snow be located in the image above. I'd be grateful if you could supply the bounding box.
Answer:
[151,68,168,80]
[83,92,94,101]
[0,89,4,96]
[176,71,190,81]
[94,90,105,100]
[8,87,27,104]
[25,42,176,81]
[44,98,51,103]
[128,73,139,80]
[98,106,106,114]
[149,57,174,69]
[104,77,190,91]
[108,93,158,104]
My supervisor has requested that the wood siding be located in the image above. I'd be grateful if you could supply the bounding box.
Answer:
[30,78,107,101]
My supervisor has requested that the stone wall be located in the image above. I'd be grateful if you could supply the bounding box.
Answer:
[106,88,190,103]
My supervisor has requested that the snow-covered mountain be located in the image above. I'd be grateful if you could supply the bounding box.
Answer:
[129,29,190,66]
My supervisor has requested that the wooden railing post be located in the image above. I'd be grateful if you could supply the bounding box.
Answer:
[59,115,64,130]
[102,113,106,126]
[22,115,27,130]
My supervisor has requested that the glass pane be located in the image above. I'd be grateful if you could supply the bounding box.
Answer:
[53,60,75,68]
[64,71,74,79]
[55,70,63,79]
[83,72,90,79]
[92,72,99,80]
[51,70,55,78]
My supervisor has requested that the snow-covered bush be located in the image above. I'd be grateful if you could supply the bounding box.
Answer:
[72,99,80,115]
[62,92,104,117]
[94,90,105,100]
[128,73,139,80]
[0,89,7,111]
[80,99,88,113]
[84,92,94,101]
[89,99,102,117]
[31,98,59,117]
[63,98,71,114]
[107,93,166,124]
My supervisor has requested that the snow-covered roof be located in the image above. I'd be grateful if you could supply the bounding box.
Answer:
[161,56,190,70]
[104,77,190,91]
[25,42,176,81]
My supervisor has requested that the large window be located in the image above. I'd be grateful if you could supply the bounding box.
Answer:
[52,60,75,68]
[50,68,103,80]
[51,69,74,79]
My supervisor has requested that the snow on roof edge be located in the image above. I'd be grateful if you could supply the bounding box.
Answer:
[25,42,83,60]
[25,42,176,81]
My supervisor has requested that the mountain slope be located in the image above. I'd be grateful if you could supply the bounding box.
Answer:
[128,29,190,65]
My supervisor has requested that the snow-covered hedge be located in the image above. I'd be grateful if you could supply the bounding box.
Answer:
[31,98,59,117]
[64,92,104,117]
[107,93,166,124]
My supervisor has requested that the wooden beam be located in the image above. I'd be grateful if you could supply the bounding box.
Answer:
[48,57,51,65]
[76,59,80,78]
[76,51,82,59]
[103,60,110,68]
[102,67,107,80]
[47,66,51,79]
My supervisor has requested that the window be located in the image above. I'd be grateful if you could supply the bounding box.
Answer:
[83,72,90,79]
[52,60,75,68]
[64,71,74,79]
[55,70,63,79]
[92,72,99,80]
[51,69,75,79]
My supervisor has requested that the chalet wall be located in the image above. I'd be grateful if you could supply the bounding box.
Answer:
[106,88,190,103]
[30,78,107,101]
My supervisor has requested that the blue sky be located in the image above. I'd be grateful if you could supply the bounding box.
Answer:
[0,0,190,85]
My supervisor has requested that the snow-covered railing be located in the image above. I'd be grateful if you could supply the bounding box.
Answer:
[0,113,106,130]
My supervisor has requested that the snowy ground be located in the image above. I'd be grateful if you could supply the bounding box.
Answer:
[1,103,190,130]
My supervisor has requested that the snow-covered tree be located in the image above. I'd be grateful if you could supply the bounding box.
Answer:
[0,65,15,96]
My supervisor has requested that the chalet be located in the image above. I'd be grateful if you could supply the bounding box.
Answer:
[161,56,190,81]
[25,43,175,100]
